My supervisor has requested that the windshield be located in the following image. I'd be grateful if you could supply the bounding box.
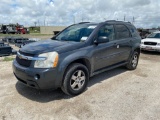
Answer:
[147,33,160,38]
[53,24,97,42]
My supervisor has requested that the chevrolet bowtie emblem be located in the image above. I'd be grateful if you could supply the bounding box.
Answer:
[19,55,22,59]
[17,52,28,60]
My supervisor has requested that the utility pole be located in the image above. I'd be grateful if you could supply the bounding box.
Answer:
[132,16,135,24]
[44,16,46,26]
[34,22,37,27]
[124,15,126,21]
[38,20,40,26]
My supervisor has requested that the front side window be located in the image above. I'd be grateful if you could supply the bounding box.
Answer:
[98,24,115,41]
[115,24,130,39]
[54,24,97,42]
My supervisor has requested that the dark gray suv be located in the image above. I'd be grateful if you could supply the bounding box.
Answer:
[13,20,141,95]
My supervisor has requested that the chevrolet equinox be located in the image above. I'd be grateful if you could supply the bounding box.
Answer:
[13,20,141,95]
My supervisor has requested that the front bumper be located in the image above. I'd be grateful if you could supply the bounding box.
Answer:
[12,60,61,90]
[140,45,160,52]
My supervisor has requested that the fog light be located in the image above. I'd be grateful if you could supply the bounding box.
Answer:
[34,74,40,80]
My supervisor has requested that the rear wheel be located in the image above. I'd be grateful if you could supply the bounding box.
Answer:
[126,51,139,70]
[61,63,89,96]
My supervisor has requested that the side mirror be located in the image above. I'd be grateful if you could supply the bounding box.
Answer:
[94,36,109,44]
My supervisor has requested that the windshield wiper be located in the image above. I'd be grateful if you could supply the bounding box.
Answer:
[51,37,59,40]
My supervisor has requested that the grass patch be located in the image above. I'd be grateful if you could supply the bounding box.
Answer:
[3,57,14,61]
[0,34,19,37]
[29,33,53,36]
[29,27,40,33]
[0,33,53,37]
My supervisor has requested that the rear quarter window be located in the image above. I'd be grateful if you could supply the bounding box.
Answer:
[127,24,139,37]
[115,24,131,39]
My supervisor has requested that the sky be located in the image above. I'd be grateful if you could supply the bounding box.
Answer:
[0,0,160,28]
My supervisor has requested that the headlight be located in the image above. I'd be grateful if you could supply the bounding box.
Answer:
[34,52,59,68]
[141,42,144,44]
[157,43,160,46]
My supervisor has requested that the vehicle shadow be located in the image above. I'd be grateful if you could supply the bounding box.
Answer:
[15,67,127,103]
[141,50,160,55]
[88,67,127,87]
[16,82,68,102]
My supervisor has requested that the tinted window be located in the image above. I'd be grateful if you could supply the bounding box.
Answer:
[98,25,115,41]
[115,24,130,39]
[127,25,139,37]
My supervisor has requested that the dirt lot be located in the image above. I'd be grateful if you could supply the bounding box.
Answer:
[0,36,160,120]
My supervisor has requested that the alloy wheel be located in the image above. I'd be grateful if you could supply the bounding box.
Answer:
[132,54,138,68]
[70,70,86,91]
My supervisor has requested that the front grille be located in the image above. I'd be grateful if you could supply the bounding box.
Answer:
[144,42,157,46]
[16,51,35,67]
[16,56,32,67]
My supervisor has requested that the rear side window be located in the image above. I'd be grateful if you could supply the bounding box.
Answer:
[127,25,139,37]
[115,24,130,39]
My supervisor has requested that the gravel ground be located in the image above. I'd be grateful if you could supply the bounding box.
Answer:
[0,46,160,119]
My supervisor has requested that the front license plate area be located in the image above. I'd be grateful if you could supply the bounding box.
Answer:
[145,46,152,50]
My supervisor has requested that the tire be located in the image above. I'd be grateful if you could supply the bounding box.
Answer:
[61,63,89,96]
[126,51,140,70]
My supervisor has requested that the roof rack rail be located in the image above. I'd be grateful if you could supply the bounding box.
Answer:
[78,22,90,24]
[106,20,132,24]
[105,20,116,22]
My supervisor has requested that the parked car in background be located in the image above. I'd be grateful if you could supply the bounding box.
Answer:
[13,20,141,96]
[0,41,13,56]
[2,36,14,43]
[0,24,17,34]
[0,25,2,33]
[15,39,38,48]
[0,24,29,34]
[15,38,40,48]
[141,31,160,52]
[6,24,17,34]
[16,25,29,34]
[0,25,8,34]
[11,37,28,44]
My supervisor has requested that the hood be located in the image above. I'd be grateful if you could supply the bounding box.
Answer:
[20,39,84,54]
[142,38,160,43]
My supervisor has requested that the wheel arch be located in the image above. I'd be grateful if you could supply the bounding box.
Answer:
[60,57,91,86]
[134,47,141,54]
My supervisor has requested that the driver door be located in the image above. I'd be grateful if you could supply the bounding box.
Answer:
[92,24,118,72]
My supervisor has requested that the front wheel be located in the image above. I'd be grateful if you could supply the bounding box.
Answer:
[61,63,89,96]
[126,51,140,70]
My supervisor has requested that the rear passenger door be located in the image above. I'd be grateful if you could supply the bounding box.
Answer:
[92,24,133,72]
[113,24,132,63]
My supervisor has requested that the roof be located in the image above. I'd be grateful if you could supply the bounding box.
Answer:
[76,20,132,26]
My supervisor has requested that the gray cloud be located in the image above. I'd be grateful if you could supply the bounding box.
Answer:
[0,0,160,28]
[122,0,151,7]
